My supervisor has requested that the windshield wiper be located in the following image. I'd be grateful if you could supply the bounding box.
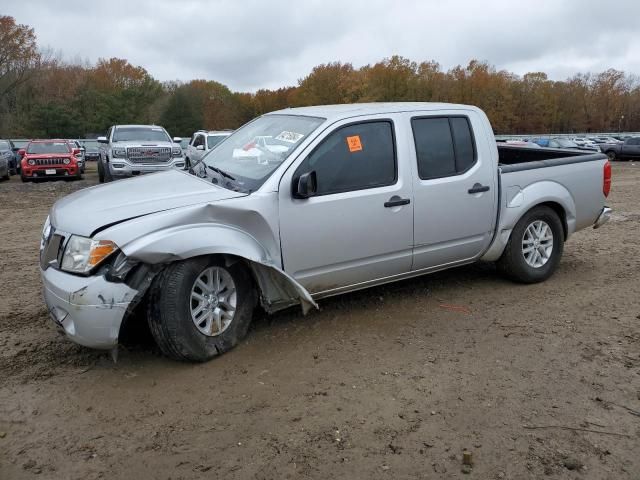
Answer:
[207,165,236,181]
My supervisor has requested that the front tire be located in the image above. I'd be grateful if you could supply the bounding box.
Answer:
[606,150,616,161]
[147,256,256,362]
[497,206,564,283]
[98,160,105,183]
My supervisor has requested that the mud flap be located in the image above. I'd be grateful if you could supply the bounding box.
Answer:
[247,262,318,314]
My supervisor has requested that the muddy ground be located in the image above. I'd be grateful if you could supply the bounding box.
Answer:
[0,162,638,479]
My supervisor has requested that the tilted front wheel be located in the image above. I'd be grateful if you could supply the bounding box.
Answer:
[497,206,564,283]
[147,256,256,362]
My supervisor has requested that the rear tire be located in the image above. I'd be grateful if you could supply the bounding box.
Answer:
[497,206,564,283]
[147,256,256,362]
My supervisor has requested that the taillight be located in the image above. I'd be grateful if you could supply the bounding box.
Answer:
[603,160,611,197]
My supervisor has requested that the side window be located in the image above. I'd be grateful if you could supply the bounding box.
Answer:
[628,138,639,146]
[411,116,477,180]
[294,121,397,196]
[193,135,204,148]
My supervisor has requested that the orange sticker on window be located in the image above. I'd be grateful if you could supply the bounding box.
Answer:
[346,135,362,152]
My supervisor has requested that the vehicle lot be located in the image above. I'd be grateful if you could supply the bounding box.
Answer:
[0,163,639,479]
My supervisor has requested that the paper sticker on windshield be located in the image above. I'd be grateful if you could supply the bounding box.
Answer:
[275,131,304,143]
[346,135,362,152]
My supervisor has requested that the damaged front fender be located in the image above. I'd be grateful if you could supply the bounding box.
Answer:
[119,223,317,314]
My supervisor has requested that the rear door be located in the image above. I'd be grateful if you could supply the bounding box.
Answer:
[279,116,414,294]
[409,111,497,270]
[622,138,640,157]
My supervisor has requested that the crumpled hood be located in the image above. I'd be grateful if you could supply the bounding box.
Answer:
[51,170,246,236]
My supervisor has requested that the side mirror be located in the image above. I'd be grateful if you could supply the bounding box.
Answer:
[293,171,317,199]
[73,148,81,155]
[173,137,182,143]
[18,149,26,156]
[196,145,205,151]
[97,136,108,144]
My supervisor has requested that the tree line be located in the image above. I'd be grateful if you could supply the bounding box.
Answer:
[1,15,639,139]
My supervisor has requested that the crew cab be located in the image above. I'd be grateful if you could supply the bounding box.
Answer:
[41,103,612,362]
[97,125,185,182]
[600,137,640,161]
[20,140,83,182]
[185,130,232,169]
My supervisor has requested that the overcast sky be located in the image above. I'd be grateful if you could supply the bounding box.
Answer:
[4,0,640,91]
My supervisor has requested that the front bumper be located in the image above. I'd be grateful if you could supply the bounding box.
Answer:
[108,158,185,177]
[41,267,139,349]
[23,166,79,178]
[593,206,612,229]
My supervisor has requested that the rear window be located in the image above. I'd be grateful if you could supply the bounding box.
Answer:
[411,116,477,180]
[27,142,71,154]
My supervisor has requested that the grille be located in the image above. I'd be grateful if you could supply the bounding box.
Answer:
[33,158,67,166]
[126,147,171,164]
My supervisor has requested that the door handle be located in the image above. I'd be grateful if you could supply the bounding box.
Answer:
[384,197,411,208]
[468,183,490,194]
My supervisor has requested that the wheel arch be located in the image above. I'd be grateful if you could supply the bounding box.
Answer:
[482,181,575,261]
[120,224,317,314]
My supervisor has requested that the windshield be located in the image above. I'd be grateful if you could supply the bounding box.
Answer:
[27,142,71,154]
[199,115,324,192]
[113,127,170,143]
[207,135,228,149]
[0,141,10,149]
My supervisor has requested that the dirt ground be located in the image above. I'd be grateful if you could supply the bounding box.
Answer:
[0,162,638,480]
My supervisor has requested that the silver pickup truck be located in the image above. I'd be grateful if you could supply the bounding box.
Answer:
[41,103,612,361]
[97,124,185,182]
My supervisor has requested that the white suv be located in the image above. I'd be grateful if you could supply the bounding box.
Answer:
[185,130,232,169]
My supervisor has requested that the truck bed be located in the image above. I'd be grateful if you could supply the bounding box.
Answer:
[497,145,605,172]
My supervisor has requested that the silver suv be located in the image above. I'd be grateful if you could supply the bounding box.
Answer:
[185,130,232,169]
[97,125,185,182]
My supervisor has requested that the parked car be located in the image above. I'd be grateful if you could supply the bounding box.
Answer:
[41,102,612,361]
[97,125,185,182]
[11,139,28,174]
[533,137,597,152]
[20,139,83,181]
[497,140,541,148]
[82,140,100,162]
[570,137,601,152]
[600,137,640,161]
[179,137,190,155]
[68,140,85,173]
[589,136,619,145]
[0,139,15,177]
[185,130,232,170]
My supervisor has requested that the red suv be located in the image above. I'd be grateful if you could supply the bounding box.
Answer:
[20,139,83,182]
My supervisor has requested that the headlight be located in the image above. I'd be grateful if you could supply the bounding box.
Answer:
[28,159,35,166]
[63,158,70,165]
[171,146,182,157]
[40,216,51,250]
[61,236,118,274]
[112,147,127,158]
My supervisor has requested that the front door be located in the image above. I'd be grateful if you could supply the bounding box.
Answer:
[279,118,414,295]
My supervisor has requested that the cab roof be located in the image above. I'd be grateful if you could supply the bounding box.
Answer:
[267,102,480,121]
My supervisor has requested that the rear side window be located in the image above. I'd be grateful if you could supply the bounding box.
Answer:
[412,116,477,180]
[295,121,396,196]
